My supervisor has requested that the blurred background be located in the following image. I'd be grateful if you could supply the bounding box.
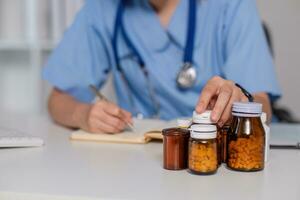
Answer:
[0,0,299,121]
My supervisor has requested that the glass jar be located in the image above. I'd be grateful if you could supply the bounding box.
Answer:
[162,128,190,170]
[188,125,218,175]
[221,125,230,163]
[227,102,265,172]
[192,111,222,166]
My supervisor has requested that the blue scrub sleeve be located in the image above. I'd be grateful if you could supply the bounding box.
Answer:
[222,0,281,100]
[43,1,111,103]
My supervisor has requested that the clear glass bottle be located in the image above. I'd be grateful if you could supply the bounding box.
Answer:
[227,102,265,172]
[192,111,222,166]
[188,125,218,175]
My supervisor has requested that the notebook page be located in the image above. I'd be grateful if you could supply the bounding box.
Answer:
[70,119,176,144]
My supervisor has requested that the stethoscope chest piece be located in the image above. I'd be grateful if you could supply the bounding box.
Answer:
[176,62,197,89]
[112,0,198,116]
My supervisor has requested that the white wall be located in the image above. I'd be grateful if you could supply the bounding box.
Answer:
[0,0,83,115]
[257,0,300,118]
[0,0,24,40]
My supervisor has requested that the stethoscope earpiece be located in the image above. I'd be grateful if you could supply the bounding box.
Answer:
[176,63,197,89]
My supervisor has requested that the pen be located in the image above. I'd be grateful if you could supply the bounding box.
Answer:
[89,85,135,132]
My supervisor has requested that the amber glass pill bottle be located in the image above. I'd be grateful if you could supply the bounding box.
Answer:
[227,102,265,172]
[192,111,222,166]
[188,125,218,175]
[162,128,190,170]
[221,125,230,163]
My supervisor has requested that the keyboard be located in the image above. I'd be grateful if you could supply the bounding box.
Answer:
[0,127,44,148]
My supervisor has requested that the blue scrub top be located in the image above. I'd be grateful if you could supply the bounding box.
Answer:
[43,0,281,120]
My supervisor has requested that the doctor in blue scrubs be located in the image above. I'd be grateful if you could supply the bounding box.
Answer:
[43,0,281,133]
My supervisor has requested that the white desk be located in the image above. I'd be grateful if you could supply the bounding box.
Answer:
[0,114,300,200]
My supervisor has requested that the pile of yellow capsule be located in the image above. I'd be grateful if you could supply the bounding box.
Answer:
[189,142,218,173]
[227,135,264,171]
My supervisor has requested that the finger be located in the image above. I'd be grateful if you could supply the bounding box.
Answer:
[90,107,127,132]
[207,95,217,110]
[106,104,133,125]
[89,102,126,133]
[196,78,221,113]
[211,84,233,122]
[121,110,133,124]
[218,88,240,127]
[89,118,122,134]
[102,101,126,119]
[94,101,133,128]
[98,110,127,131]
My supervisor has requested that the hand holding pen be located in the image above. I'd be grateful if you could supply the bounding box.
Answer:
[82,85,133,134]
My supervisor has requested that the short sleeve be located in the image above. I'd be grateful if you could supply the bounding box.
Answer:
[222,0,281,100]
[42,0,111,103]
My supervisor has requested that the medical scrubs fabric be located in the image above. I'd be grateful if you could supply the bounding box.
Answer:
[43,0,281,120]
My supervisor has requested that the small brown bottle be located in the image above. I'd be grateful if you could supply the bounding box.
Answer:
[221,125,230,163]
[162,128,190,170]
[227,102,265,172]
[188,125,218,175]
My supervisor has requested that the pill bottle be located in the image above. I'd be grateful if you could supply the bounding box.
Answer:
[162,128,190,170]
[177,118,192,129]
[188,125,218,175]
[227,102,265,172]
[192,111,222,165]
[221,125,230,163]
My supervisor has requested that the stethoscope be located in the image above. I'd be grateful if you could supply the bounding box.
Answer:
[112,0,197,118]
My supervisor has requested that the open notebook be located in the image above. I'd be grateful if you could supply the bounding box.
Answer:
[70,119,177,144]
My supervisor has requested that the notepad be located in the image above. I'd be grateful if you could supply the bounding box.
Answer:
[70,119,177,144]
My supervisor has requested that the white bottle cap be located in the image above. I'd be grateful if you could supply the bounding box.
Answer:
[232,102,262,117]
[192,110,214,124]
[189,125,217,139]
[177,118,192,128]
